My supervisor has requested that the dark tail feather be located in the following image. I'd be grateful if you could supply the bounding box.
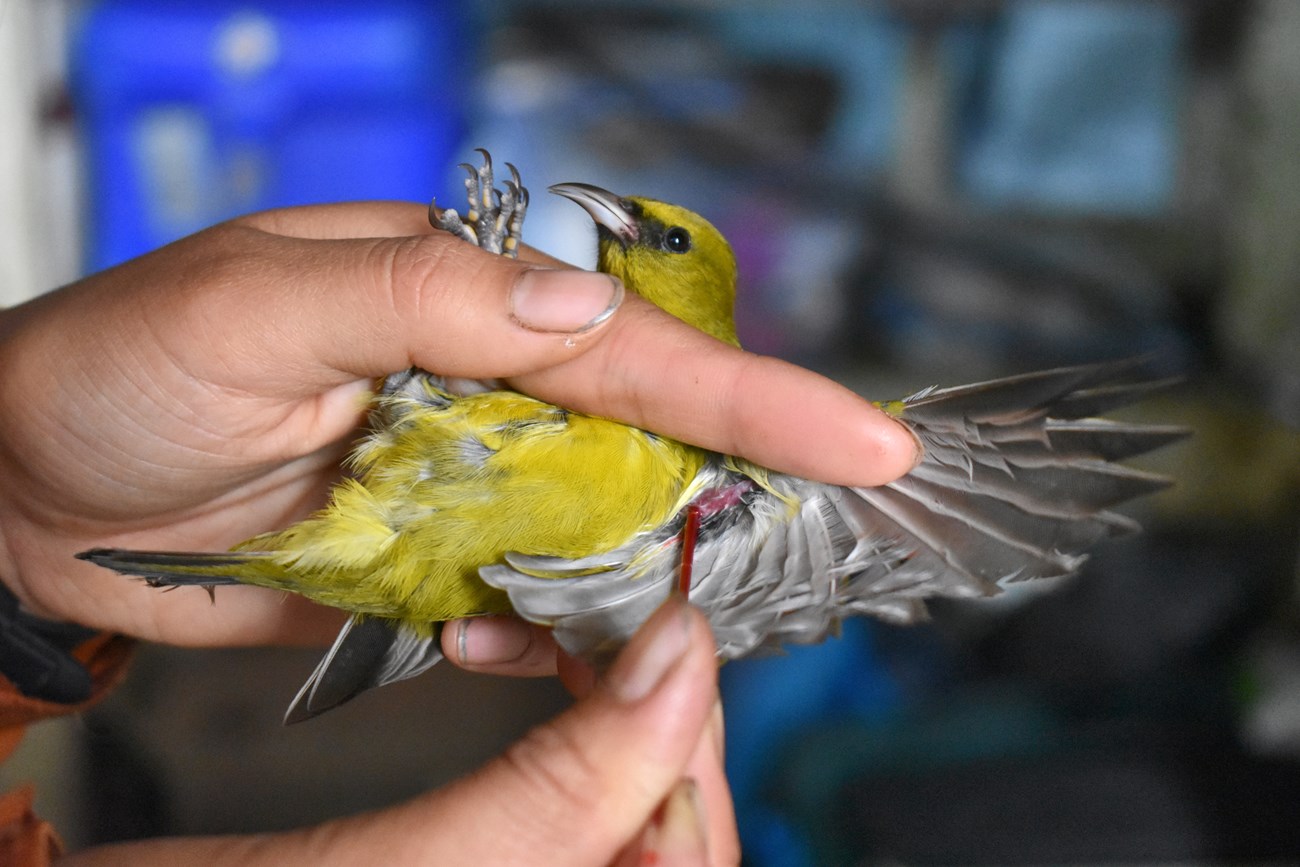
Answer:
[284,615,444,724]
[75,548,255,587]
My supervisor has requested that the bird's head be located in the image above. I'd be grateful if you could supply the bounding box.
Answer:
[550,183,738,346]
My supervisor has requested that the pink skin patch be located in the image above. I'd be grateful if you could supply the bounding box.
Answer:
[691,480,756,517]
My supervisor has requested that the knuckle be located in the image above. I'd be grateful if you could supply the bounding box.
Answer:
[383,235,512,337]
[381,234,452,323]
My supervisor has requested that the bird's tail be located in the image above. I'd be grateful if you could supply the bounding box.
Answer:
[77,547,447,723]
[75,548,276,589]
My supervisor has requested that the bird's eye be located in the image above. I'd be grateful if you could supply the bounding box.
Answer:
[664,227,692,254]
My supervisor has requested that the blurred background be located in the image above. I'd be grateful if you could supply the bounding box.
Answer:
[1,0,1298,863]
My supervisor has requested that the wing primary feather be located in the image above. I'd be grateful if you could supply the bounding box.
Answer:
[1052,376,1183,419]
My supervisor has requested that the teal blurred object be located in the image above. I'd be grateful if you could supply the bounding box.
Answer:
[959,1,1183,214]
[70,0,468,273]
[720,619,903,866]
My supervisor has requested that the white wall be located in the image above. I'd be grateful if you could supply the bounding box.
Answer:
[0,0,81,306]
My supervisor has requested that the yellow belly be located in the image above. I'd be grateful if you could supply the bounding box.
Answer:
[237,389,707,625]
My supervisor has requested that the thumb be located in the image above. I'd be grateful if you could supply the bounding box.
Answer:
[356,597,724,865]
[101,213,624,400]
[436,596,720,865]
[53,599,726,866]
[34,205,624,418]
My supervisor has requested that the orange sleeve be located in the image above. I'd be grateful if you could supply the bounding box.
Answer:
[0,632,135,866]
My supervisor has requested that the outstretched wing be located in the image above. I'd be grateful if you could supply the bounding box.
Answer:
[481,360,1186,664]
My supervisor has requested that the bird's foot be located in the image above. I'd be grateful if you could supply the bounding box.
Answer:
[377,368,459,406]
[430,148,529,258]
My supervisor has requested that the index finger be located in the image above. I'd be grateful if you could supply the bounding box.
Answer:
[510,297,921,487]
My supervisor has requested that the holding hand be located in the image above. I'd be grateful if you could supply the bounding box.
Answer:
[62,597,737,866]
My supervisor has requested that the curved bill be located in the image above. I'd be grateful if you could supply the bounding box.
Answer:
[548,182,639,245]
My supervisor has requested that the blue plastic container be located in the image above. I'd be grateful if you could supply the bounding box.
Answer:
[70,1,466,273]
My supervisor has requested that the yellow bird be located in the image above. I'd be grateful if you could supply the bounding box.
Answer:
[79,152,1183,721]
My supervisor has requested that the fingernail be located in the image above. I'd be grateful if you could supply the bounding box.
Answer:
[510,269,624,334]
[709,698,725,764]
[642,779,709,862]
[454,617,533,666]
[876,413,924,473]
[607,596,692,704]
[901,421,925,471]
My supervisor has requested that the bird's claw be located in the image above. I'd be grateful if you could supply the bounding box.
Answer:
[429,149,528,258]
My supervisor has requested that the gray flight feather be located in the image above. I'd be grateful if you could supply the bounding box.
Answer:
[481,359,1186,666]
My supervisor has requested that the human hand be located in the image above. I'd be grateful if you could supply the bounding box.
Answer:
[59,596,737,866]
[0,200,917,650]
